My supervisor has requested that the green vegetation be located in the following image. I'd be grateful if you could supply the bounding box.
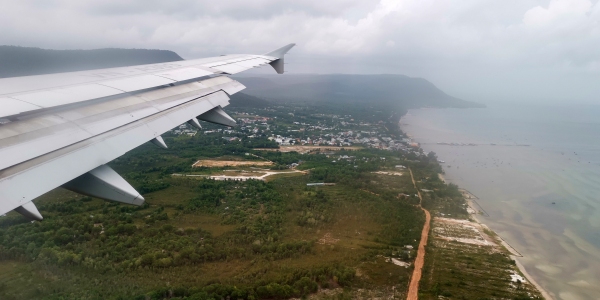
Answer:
[0,101,426,299]
[0,99,536,299]
[0,47,532,299]
[0,168,420,299]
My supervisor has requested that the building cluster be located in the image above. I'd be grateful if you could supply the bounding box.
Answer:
[171,124,198,136]
[267,134,355,147]
[260,127,421,151]
[170,109,427,158]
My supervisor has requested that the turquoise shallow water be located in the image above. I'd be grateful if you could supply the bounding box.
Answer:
[401,104,600,300]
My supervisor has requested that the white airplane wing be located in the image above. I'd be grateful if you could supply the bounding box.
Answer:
[0,43,295,220]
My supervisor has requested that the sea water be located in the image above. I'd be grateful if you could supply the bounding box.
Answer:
[401,103,600,300]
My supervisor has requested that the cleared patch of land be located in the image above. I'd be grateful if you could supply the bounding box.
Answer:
[372,171,403,176]
[192,160,273,167]
[434,217,496,247]
[173,169,306,181]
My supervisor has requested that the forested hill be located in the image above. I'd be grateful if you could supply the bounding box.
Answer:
[234,74,484,109]
[227,93,271,108]
[0,46,183,78]
[0,46,475,109]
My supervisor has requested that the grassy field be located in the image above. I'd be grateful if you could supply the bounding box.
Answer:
[0,167,423,299]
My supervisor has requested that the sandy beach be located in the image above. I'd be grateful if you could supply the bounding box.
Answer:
[439,182,551,298]
[513,257,554,300]
[400,106,600,299]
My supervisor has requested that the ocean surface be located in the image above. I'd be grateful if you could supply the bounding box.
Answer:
[401,103,600,300]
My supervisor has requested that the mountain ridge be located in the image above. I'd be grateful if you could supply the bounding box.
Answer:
[0,46,482,109]
[0,46,183,78]
[234,74,483,109]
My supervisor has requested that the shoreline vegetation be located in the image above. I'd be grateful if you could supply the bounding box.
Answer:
[405,117,551,300]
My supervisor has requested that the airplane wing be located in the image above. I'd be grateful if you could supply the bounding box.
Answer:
[0,43,295,220]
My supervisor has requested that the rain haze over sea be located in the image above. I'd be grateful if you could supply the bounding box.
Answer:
[401,104,600,300]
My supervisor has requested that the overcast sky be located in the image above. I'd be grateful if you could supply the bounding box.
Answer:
[2,0,600,104]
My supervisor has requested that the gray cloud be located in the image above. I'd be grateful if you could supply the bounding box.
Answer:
[1,0,600,103]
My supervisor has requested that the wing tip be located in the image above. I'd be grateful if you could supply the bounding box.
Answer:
[264,43,296,59]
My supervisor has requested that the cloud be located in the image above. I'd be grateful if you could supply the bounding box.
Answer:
[523,0,592,27]
[1,0,600,103]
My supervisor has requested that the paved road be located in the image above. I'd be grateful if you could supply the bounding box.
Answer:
[407,168,432,300]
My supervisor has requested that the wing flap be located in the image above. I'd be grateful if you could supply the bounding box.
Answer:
[211,64,248,74]
[0,91,232,216]
[0,97,42,118]
[0,77,242,173]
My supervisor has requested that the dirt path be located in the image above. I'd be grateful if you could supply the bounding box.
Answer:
[407,168,431,300]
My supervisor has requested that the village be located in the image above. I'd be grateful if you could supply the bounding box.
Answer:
[169,107,426,157]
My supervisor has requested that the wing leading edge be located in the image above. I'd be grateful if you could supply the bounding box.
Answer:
[0,43,295,220]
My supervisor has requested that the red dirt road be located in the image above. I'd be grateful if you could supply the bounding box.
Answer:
[407,168,431,300]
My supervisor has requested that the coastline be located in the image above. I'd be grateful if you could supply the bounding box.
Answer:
[413,132,553,299]
[401,106,600,298]
[439,172,553,299]
[513,256,554,300]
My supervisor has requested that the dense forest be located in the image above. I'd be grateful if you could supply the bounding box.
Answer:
[0,138,432,299]
[0,97,467,299]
